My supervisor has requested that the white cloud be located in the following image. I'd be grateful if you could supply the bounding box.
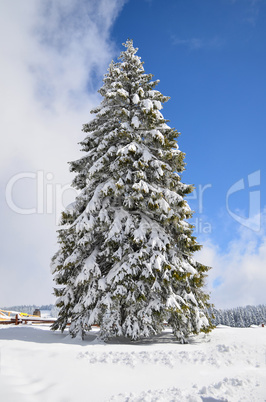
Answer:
[0,0,126,306]
[172,36,224,51]
[196,211,266,309]
[229,0,262,25]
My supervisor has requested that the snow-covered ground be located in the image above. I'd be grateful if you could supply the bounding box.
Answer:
[0,325,265,401]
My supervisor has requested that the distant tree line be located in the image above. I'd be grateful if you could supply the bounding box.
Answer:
[209,305,266,327]
[2,304,265,327]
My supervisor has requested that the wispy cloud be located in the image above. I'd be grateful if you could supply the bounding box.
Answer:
[196,210,266,309]
[172,36,224,51]
[32,0,125,111]
[229,0,262,25]
[0,0,126,306]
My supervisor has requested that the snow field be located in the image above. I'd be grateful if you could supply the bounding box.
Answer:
[0,325,265,401]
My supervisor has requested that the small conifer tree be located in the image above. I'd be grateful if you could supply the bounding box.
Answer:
[51,40,212,342]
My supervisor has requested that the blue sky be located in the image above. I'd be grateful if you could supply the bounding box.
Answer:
[111,0,266,246]
[0,0,265,308]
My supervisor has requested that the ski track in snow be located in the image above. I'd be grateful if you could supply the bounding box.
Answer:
[109,377,258,402]
[0,325,265,401]
[77,342,261,369]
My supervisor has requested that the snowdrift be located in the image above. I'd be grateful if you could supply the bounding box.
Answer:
[0,325,265,401]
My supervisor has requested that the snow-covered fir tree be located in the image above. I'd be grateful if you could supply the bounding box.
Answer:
[51,40,212,342]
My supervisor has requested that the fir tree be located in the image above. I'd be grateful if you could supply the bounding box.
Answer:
[51,40,212,342]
